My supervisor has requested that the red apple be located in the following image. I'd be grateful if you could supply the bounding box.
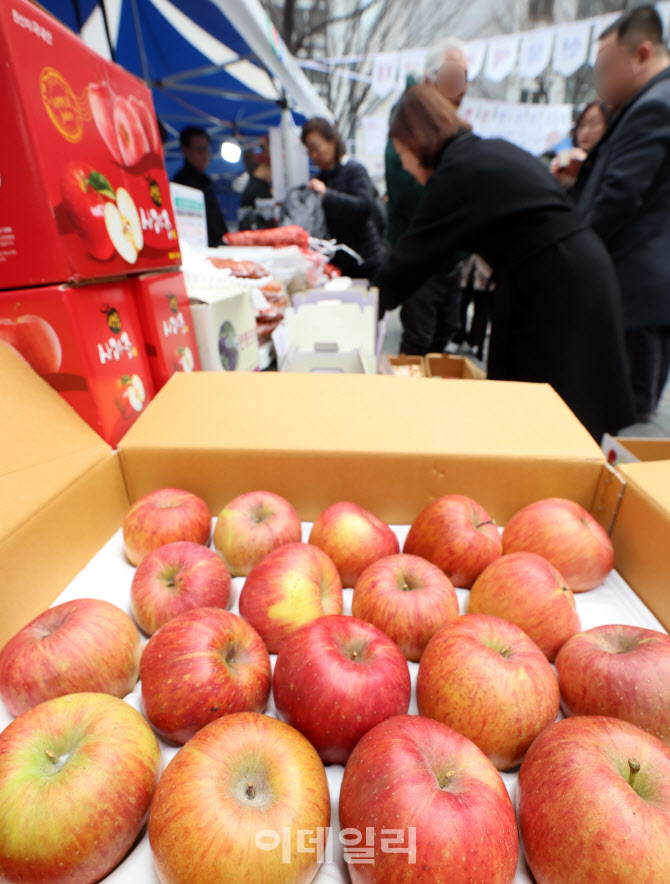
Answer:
[518,715,670,883]
[417,613,559,769]
[60,160,116,260]
[88,81,123,163]
[213,490,302,577]
[122,487,211,566]
[140,607,271,744]
[130,540,231,635]
[502,497,614,591]
[308,501,399,588]
[339,714,519,883]
[0,692,161,884]
[468,551,581,661]
[0,598,141,717]
[403,494,502,588]
[0,313,62,374]
[273,614,411,764]
[238,542,343,653]
[556,624,670,744]
[149,712,331,884]
[114,372,146,418]
[0,340,30,367]
[129,94,161,153]
[352,553,459,661]
[114,95,150,167]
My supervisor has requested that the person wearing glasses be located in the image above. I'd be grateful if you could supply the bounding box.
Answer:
[384,38,470,356]
[173,126,228,247]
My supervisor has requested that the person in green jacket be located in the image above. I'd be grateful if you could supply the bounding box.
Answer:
[384,38,470,354]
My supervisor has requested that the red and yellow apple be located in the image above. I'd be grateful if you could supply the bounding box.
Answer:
[339,714,519,883]
[468,551,581,661]
[115,372,147,418]
[122,487,211,566]
[518,715,670,883]
[148,712,331,884]
[403,494,502,588]
[60,161,116,260]
[114,95,150,167]
[502,498,614,591]
[0,313,62,375]
[140,607,271,744]
[0,692,161,884]
[308,501,399,587]
[88,81,123,164]
[238,542,343,653]
[130,540,231,635]
[105,186,144,263]
[213,490,302,577]
[0,598,140,716]
[417,613,559,769]
[273,614,411,764]
[556,624,670,744]
[352,553,459,660]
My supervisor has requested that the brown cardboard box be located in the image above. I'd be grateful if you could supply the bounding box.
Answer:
[602,433,670,465]
[425,353,486,380]
[379,355,427,377]
[4,342,670,645]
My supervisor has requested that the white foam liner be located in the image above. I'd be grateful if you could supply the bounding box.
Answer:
[0,522,665,883]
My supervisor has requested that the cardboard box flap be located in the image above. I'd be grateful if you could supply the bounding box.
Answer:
[0,344,110,477]
[618,461,670,509]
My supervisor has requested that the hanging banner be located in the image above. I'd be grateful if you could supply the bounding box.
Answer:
[483,34,519,82]
[588,12,622,66]
[396,48,428,90]
[552,21,592,77]
[461,97,574,156]
[517,28,554,79]
[466,39,487,80]
[371,52,399,97]
[360,116,388,156]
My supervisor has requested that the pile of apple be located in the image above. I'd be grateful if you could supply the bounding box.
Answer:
[1,489,670,884]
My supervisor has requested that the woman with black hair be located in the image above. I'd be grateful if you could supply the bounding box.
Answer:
[302,117,383,279]
[376,85,635,441]
[550,101,609,186]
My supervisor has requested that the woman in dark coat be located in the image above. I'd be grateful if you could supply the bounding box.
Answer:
[377,86,635,441]
[302,118,383,279]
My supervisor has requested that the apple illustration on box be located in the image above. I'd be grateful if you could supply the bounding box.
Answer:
[115,373,146,418]
[176,345,195,372]
[0,313,62,374]
[88,81,160,167]
[218,320,238,371]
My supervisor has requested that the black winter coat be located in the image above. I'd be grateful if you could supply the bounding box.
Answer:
[319,159,384,279]
[573,66,670,330]
[376,131,635,440]
[172,161,228,247]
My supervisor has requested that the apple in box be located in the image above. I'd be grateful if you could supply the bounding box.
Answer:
[0,693,161,884]
[518,716,670,882]
[149,712,331,884]
[339,715,519,883]
[123,487,212,565]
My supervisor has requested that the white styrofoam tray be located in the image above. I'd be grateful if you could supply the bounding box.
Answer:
[0,523,665,883]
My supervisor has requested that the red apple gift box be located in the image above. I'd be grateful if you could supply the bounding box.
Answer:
[1,487,669,884]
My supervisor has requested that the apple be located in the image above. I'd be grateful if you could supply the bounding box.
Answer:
[60,161,116,260]
[417,613,559,769]
[468,551,581,661]
[105,186,144,263]
[238,542,343,653]
[213,490,302,577]
[130,540,231,635]
[403,494,502,588]
[352,553,459,661]
[518,715,670,883]
[0,313,62,375]
[176,345,194,372]
[129,94,161,154]
[140,608,271,744]
[308,501,399,588]
[122,487,211,566]
[0,598,141,717]
[0,340,30,367]
[115,372,147,418]
[0,692,161,884]
[88,81,123,164]
[149,711,331,884]
[273,614,411,764]
[555,624,670,744]
[502,497,614,591]
[339,714,519,883]
[114,95,150,167]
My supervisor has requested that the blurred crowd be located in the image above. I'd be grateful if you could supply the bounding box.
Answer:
[173,5,670,442]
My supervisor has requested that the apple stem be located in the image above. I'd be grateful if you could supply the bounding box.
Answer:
[475,519,495,529]
[45,749,57,763]
[246,782,255,800]
[439,770,456,789]
[628,758,641,787]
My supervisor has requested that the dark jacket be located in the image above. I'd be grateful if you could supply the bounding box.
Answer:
[319,158,383,279]
[384,137,425,245]
[172,161,228,247]
[573,66,670,330]
[241,175,272,208]
[376,131,635,439]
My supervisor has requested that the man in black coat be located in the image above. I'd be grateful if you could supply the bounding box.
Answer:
[172,127,228,248]
[573,6,670,421]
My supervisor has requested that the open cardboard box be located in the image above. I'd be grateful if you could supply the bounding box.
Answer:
[425,352,487,380]
[602,432,670,466]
